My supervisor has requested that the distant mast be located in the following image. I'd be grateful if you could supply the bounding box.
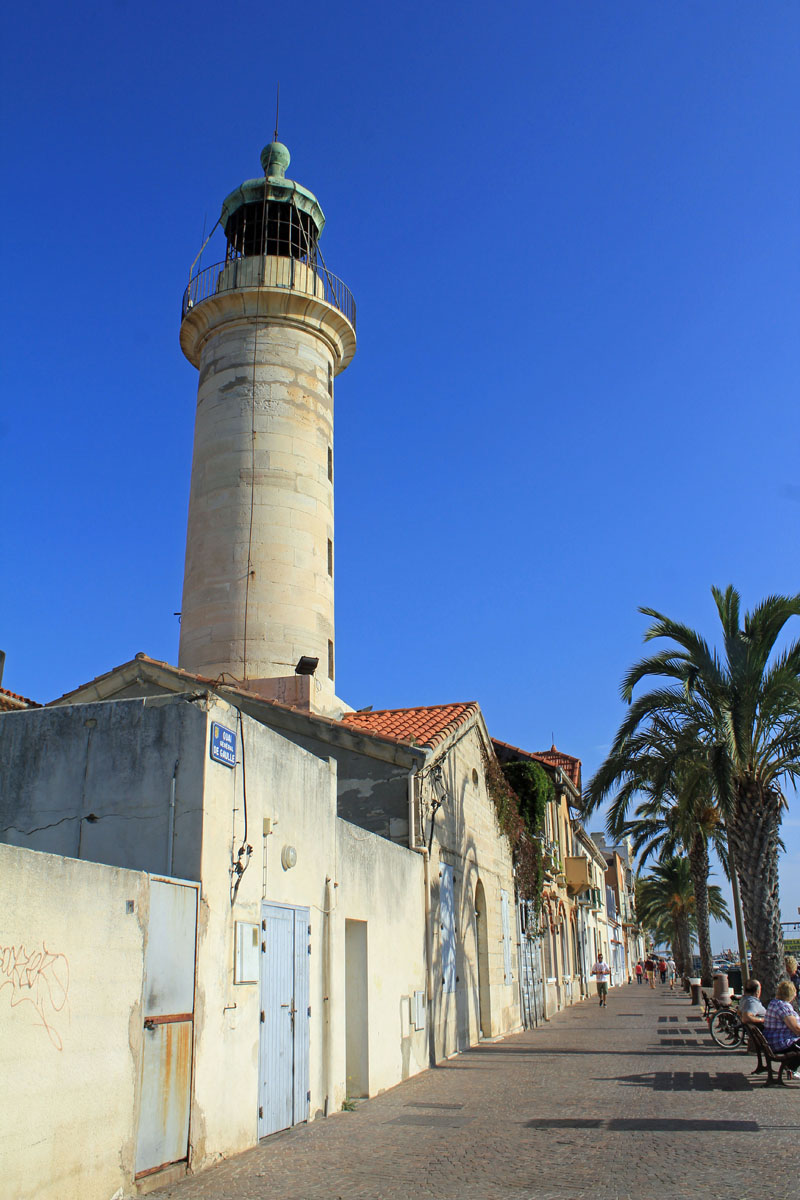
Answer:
[177,140,356,715]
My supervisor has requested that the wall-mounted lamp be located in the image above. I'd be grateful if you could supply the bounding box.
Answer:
[295,656,318,675]
[281,844,297,871]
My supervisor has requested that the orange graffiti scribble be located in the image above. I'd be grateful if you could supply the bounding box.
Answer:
[0,941,70,1050]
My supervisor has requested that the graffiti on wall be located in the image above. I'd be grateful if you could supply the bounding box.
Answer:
[0,941,70,1049]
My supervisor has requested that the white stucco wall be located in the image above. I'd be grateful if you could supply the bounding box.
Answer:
[0,844,148,1200]
[336,818,427,1098]
[187,696,338,1171]
[188,697,430,1167]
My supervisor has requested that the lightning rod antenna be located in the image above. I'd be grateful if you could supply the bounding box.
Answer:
[274,83,280,142]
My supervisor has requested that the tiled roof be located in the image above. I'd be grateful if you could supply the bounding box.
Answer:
[342,702,479,749]
[533,746,582,791]
[0,686,40,712]
[492,738,582,793]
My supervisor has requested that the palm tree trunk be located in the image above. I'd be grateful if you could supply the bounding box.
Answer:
[672,935,685,979]
[689,833,714,987]
[673,914,692,982]
[728,783,784,1002]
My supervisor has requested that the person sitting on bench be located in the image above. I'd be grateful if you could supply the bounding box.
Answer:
[764,981,800,1064]
[740,978,766,1025]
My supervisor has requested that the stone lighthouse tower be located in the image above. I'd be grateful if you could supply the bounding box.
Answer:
[178,140,356,715]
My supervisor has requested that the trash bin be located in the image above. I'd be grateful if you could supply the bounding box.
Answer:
[727,967,742,995]
[689,977,702,1005]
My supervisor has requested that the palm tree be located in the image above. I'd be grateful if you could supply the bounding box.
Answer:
[636,857,729,977]
[597,586,800,1000]
[624,794,730,986]
[587,721,727,986]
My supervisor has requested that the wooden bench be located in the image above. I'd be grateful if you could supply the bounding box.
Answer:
[746,1025,800,1087]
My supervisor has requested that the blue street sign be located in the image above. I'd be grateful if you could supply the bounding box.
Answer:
[210,722,236,767]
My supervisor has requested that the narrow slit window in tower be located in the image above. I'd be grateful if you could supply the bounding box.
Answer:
[327,539,333,577]
[328,362,333,397]
[327,446,333,482]
[328,640,334,681]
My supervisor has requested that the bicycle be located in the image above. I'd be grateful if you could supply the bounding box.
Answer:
[708,1000,746,1049]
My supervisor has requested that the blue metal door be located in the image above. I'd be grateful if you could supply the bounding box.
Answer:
[258,903,310,1139]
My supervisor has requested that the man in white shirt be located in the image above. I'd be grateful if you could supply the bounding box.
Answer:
[591,953,611,1007]
[739,978,766,1024]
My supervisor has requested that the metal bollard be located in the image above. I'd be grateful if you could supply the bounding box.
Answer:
[689,977,702,1005]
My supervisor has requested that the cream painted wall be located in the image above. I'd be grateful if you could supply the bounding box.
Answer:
[336,818,427,1099]
[188,696,339,1172]
[188,696,430,1168]
[0,844,148,1200]
[423,724,520,1058]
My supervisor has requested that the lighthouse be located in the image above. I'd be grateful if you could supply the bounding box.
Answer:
[178,140,356,715]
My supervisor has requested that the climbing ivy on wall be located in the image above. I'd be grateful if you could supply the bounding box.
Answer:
[501,760,553,836]
[482,752,553,914]
[500,760,554,924]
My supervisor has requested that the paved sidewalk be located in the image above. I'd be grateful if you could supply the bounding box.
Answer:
[152,984,799,1200]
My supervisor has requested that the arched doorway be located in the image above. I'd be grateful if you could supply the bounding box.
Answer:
[475,880,491,1038]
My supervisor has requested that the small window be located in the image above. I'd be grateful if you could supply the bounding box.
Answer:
[327,539,333,576]
[327,446,333,482]
[327,362,333,397]
[328,639,334,681]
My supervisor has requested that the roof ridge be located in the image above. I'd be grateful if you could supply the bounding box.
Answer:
[349,701,478,715]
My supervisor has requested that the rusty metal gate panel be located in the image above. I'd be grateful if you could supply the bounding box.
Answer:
[135,878,198,1179]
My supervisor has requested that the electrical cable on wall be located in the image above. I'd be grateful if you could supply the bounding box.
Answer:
[230,707,253,904]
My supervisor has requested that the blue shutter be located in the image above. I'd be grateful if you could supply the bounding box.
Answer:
[440,864,456,994]
[501,889,513,985]
[259,905,294,1137]
[293,908,310,1124]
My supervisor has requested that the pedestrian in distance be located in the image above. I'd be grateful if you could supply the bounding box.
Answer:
[645,955,656,989]
[658,957,667,984]
[635,961,643,985]
[666,957,677,990]
[591,953,611,1007]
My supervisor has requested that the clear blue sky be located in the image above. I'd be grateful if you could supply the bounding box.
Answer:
[2,2,799,942]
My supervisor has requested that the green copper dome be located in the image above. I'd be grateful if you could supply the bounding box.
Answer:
[220,140,325,236]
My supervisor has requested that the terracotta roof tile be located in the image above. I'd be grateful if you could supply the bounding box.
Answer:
[0,686,40,711]
[492,738,582,792]
[342,702,479,750]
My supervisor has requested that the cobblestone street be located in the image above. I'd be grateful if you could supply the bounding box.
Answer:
[152,984,798,1200]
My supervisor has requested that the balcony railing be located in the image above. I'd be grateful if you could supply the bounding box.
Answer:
[181,254,356,331]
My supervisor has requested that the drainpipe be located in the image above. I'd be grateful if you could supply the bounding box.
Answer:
[408,765,436,1067]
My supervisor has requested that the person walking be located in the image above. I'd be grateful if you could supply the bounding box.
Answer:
[658,957,667,984]
[666,957,677,990]
[635,961,643,985]
[591,953,611,1007]
[645,955,656,988]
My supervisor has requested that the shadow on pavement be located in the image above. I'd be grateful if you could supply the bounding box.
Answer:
[524,1116,759,1132]
[612,1070,753,1091]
